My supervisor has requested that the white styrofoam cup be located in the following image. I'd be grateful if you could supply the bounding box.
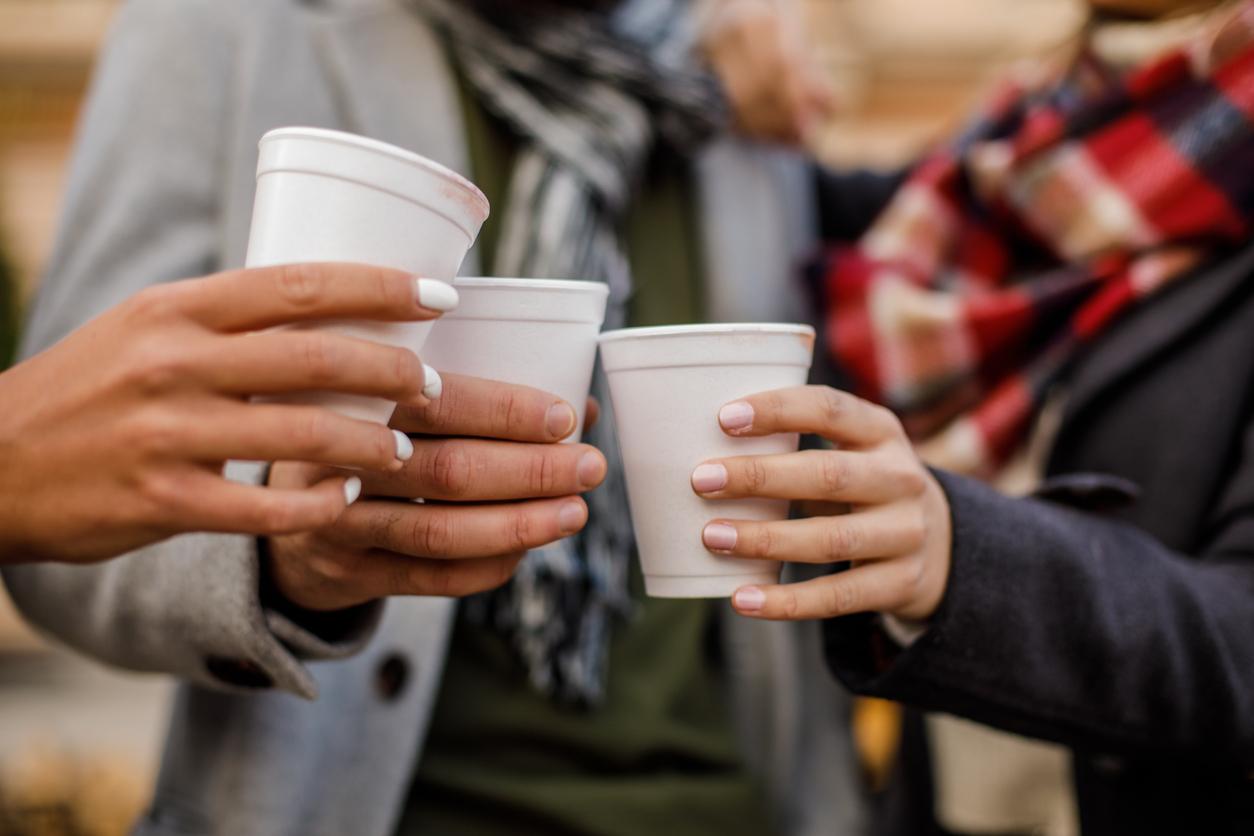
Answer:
[420,278,609,439]
[599,324,816,598]
[245,127,489,424]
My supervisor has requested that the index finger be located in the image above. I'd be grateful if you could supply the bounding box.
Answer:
[391,373,579,444]
[717,385,899,448]
[176,263,458,332]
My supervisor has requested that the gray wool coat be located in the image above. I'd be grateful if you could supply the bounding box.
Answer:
[3,1,866,834]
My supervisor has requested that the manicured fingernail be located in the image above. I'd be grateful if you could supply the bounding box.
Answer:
[558,501,587,534]
[691,463,728,494]
[547,403,577,439]
[733,586,766,612]
[703,522,738,551]
[422,365,443,400]
[577,451,606,489]
[719,401,755,433]
[415,278,459,313]
[392,430,414,462]
[344,477,363,506]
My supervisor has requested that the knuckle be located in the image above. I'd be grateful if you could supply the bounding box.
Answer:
[490,387,526,436]
[414,559,458,597]
[825,579,861,616]
[129,348,192,395]
[257,499,300,535]
[414,380,456,427]
[391,348,424,398]
[902,507,928,550]
[818,387,848,425]
[817,453,849,496]
[463,556,520,596]
[364,506,402,546]
[779,589,801,619]
[131,408,186,457]
[877,405,907,437]
[371,267,408,311]
[369,427,396,467]
[823,521,861,560]
[385,558,414,596]
[134,470,184,520]
[125,284,182,323]
[506,510,536,553]
[898,462,929,497]
[905,558,927,592]
[299,335,342,384]
[748,525,775,559]
[413,511,457,557]
[291,411,334,458]
[274,264,324,310]
[744,458,770,493]
[309,552,355,586]
[758,390,784,424]
[430,441,472,498]
[524,449,558,495]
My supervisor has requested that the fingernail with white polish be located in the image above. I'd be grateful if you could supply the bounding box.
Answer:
[691,463,728,494]
[422,365,443,400]
[703,522,738,551]
[415,278,459,313]
[344,477,363,506]
[392,430,414,462]
[733,586,766,612]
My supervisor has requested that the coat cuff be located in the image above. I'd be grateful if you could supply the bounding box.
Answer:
[184,462,383,698]
[821,469,1003,696]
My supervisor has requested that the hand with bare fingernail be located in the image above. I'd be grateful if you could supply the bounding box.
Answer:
[691,385,952,623]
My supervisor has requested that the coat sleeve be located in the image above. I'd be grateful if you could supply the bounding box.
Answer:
[1,0,380,700]
[824,405,1254,759]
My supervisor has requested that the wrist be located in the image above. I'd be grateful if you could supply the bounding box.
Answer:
[258,534,374,643]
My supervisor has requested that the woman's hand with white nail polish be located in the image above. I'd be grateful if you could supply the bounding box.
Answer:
[0,262,445,565]
[691,386,953,623]
[264,373,608,611]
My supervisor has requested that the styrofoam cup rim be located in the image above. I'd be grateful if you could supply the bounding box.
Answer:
[454,277,610,296]
[598,323,816,344]
[258,127,489,217]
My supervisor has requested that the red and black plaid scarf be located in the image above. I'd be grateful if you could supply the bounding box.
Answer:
[822,3,1254,476]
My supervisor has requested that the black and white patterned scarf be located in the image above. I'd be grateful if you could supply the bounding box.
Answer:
[410,0,729,705]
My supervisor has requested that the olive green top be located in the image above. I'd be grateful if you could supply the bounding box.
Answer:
[396,71,771,836]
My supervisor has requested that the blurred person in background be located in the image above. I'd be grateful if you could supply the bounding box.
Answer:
[4,1,865,835]
[695,0,1254,833]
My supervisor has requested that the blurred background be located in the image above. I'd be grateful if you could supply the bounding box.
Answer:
[0,0,1083,832]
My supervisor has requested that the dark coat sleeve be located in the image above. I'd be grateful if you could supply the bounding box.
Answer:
[823,406,1254,760]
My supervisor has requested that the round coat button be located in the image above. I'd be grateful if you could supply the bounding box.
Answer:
[374,653,410,701]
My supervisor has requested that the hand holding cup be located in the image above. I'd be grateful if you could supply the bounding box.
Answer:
[265,374,607,611]
[0,263,449,565]
[692,385,953,622]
